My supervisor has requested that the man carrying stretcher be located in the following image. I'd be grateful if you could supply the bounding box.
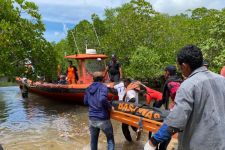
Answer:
[145,45,225,150]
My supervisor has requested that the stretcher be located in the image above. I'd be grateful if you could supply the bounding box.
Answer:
[110,101,178,138]
[111,109,163,133]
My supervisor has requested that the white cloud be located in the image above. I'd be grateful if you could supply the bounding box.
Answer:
[54,31,60,36]
[29,0,225,24]
[29,0,130,23]
[44,31,65,42]
[148,0,225,15]
[30,0,128,8]
[28,0,225,42]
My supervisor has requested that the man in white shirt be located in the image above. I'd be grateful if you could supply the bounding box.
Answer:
[114,79,139,103]
[121,78,140,142]
[113,81,126,101]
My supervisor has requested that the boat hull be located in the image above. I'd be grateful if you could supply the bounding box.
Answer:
[29,86,86,104]
[17,78,117,104]
[28,85,116,104]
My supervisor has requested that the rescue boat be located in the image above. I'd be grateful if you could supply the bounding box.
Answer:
[17,49,117,104]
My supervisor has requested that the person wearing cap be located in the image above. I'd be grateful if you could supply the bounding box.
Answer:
[66,61,79,84]
[84,72,115,150]
[144,65,181,150]
[154,65,182,110]
[145,45,225,150]
[104,54,122,82]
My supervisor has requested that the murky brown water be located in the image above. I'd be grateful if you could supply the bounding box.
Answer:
[0,86,177,150]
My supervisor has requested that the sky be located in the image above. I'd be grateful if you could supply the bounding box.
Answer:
[28,0,225,43]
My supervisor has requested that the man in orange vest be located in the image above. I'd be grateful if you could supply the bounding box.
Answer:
[66,61,79,84]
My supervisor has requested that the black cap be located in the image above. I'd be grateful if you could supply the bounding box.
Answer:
[165,65,176,75]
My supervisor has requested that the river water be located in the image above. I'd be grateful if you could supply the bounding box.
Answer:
[0,86,177,150]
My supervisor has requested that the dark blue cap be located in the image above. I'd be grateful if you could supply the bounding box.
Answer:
[165,65,176,75]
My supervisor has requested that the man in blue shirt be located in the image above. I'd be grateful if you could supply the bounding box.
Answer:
[84,72,115,150]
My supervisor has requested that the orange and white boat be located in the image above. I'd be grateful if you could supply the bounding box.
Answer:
[17,49,117,104]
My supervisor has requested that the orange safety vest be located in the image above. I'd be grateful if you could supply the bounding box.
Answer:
[67,66,76,84]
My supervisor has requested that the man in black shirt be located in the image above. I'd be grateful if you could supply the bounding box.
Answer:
[105,54,122,82]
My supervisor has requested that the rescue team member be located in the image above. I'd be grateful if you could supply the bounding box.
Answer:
[145,45,225,150]
[66,61,79,84]
[142,65,181,150]
[140,81,171,150]
[138,82,162,105]
[104,54,122,82]
[113,80,126,101]
[84,72,114,150]
[154,65,182,110]
[124,79,140,104]
[122,78,140,142]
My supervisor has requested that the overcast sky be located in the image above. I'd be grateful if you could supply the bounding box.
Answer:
[28,0,225,42]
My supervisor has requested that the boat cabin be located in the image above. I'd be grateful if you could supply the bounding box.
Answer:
[64,49,109,84]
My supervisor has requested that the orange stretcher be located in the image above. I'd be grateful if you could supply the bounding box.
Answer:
[110,101,178,138]
[111,110,162,133]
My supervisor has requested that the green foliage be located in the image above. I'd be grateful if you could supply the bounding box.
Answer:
[0,0,57,81]
[55,0,225,79]
[53,39,73,73]
[2,0,225,80]
[199,8,225,72]
[125,46,163,78]
[67,20,98,54]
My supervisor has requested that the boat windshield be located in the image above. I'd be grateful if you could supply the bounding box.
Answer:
[85,59,105,73]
